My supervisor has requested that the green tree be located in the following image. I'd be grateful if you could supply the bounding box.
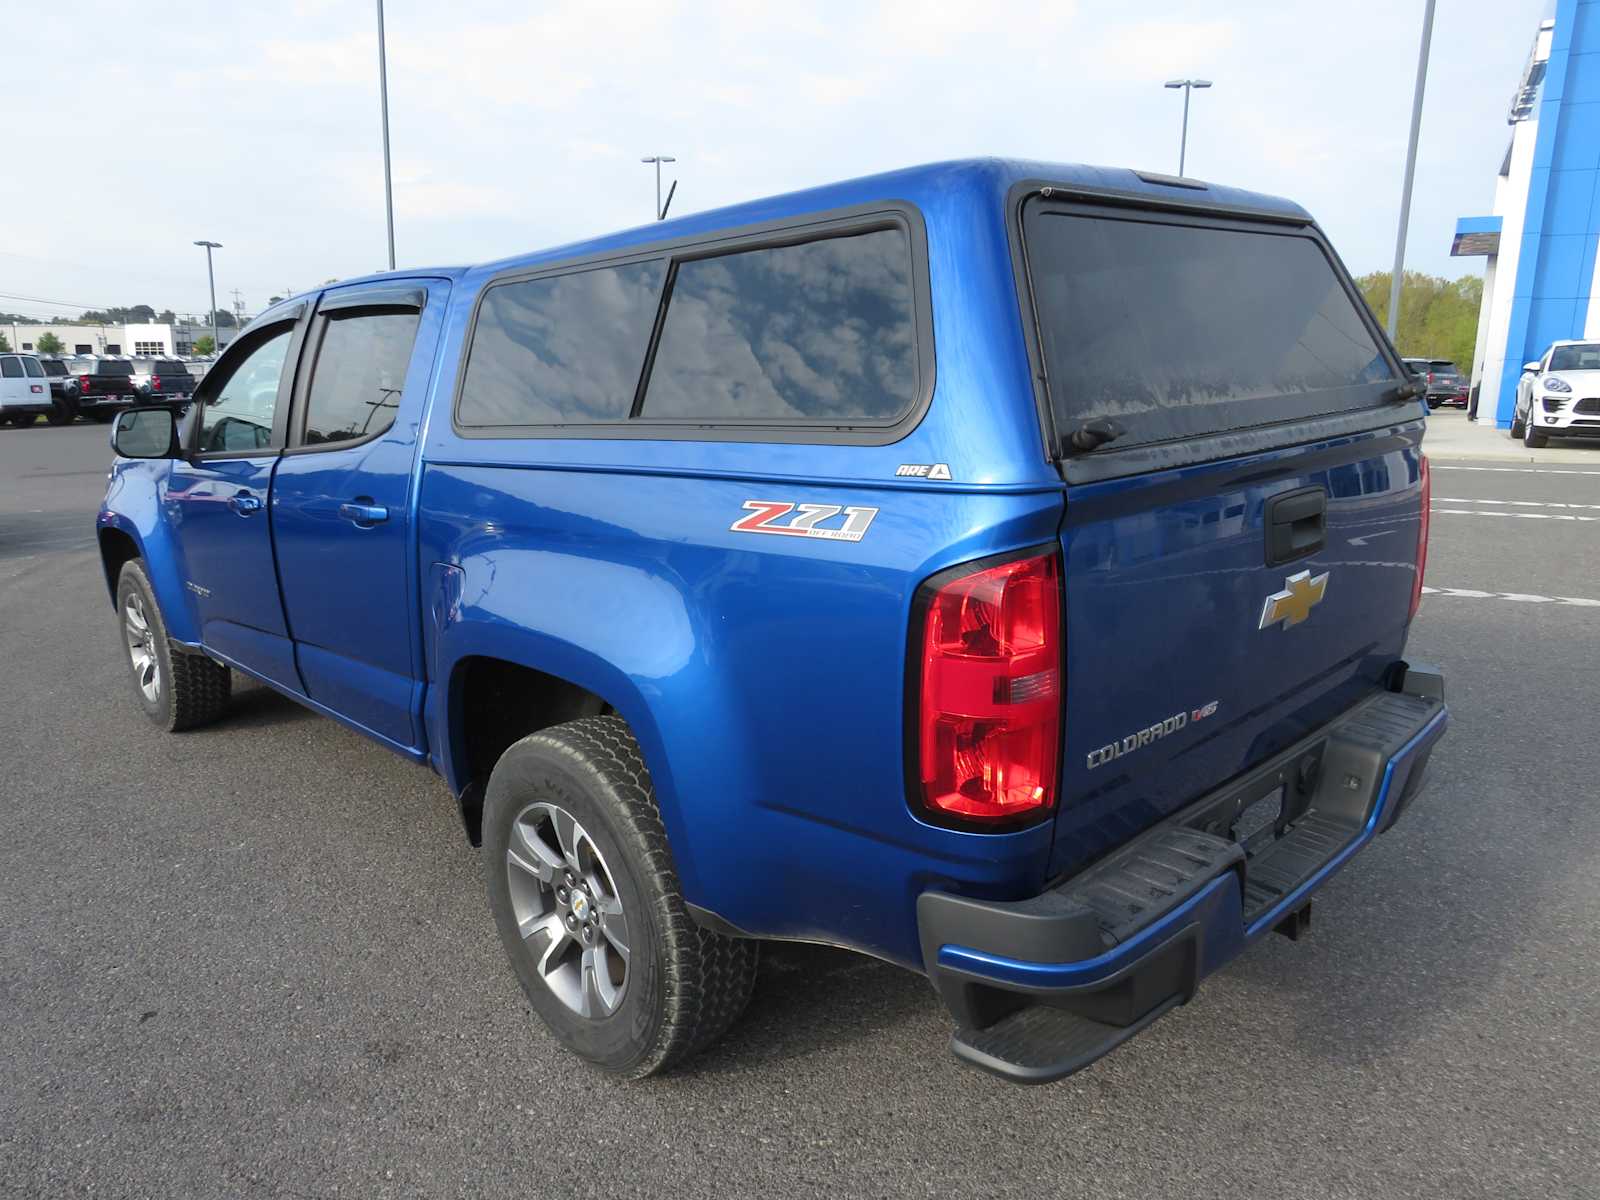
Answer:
[35,332,64,355]
[193,335,216,356]
[210,309,237,329]
[0,333,10,352]
[157,309,176,324]
[1357,270,1484,374]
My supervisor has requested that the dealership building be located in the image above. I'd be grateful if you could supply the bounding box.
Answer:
[3,318,236,359]
[1457,0,1600,426]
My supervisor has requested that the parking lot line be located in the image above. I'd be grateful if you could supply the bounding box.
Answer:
[1422,585,1600,606]
[1433,496,1600,510]
[1431,464,1600,476]
[1431,507,1600,522]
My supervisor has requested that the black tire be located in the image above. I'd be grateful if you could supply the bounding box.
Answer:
[115,559,231,732]
[1509,406,1526,439]
[46,398,77,426]
[10,412,37,428]
[1524,413,1548,448]
[483,715,757,1078]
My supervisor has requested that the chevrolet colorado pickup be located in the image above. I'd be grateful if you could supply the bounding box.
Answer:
[98,159,1447,1084]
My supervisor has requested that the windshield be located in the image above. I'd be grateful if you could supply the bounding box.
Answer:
[1549,344,1600,371]
[1025,209,1395,449]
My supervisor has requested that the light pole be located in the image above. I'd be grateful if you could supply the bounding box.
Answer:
[641,155,676,220]
[193,240,221,356]
[1163,79,1212,176]
[376,0,396,270]
[1386,0,1437,341]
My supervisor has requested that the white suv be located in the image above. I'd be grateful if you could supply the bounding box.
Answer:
[1512,340,1600,447]
[0,353,53,427]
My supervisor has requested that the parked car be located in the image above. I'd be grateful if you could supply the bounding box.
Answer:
[97,159,1446,1085]
[131,358,197,400]
[1402,358,1468,409]
[37,357,81,424]
[0,352,54,426]
[1511,339,1600,447]
[71,356,140,421]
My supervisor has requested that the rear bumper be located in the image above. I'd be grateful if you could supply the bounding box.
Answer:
[918,666,1448,1083]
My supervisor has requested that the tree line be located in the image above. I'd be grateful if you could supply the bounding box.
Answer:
[1357,270,1483,374]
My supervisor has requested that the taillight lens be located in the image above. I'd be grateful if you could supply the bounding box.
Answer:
[79,374,91,391]
[151,375,161,390]
[1410,455,1430,621]
[914,550,1062,828]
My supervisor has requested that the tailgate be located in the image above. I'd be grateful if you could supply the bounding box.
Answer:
[1051,430,1423,876]
[1013,192,1425,879]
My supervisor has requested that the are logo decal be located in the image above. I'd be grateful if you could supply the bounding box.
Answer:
[730,501,879,543]
[895,463,952,480]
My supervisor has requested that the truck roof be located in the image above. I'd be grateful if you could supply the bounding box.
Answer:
[269,158,1312,312]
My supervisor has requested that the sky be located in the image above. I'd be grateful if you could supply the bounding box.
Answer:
[0,0,1552,321]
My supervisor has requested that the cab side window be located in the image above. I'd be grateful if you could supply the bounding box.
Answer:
[300,311,421,445]
[0,357,21,378]
[197,329,292,454]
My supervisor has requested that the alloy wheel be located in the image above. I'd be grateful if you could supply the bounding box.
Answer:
[505,801,631,1019]
[123,592,160,703]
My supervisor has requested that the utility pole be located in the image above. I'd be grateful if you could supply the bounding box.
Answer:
[1386,0,1437,340]
[376,0,396,269]
[1163,79,1213,177]
[193,240,221,355]
[641,155,677,220]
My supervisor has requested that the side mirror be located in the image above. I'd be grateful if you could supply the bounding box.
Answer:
[112,406,182,459]
[1523,361,1542,373]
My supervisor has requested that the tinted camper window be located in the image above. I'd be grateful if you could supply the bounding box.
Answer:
[641,228,917,422]
[459,260,666,426]
[1026,211,1395,448]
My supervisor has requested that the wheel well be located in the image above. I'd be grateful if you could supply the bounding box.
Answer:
[452,656,610,845]
[98,527,140,604]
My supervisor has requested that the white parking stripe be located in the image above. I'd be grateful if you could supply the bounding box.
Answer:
[1430,464,1600,476]
[1423,586,1600,607]
[1431,508,1600,522]
[1434,497,1600,510]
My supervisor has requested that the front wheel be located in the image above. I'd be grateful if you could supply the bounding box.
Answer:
[1524,411,1549,448]
[483,716,758,1078]
[116,560,232,731]
[1509,405,1527,439]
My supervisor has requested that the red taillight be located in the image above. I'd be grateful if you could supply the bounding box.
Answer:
[915,550,1062,827]
[1410,455,1430,621]
[1426,371,1435,384]
[151,375,161,390]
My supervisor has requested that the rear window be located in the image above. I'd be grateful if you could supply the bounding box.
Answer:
[40,360,66,376]
[97,361,134,376]
[1026,210,1395,449]
[459,260,666,426]
[1549,344,1600,371]
[155,360,190,375]
[639,229,917,422]
[1427,361,1459,376]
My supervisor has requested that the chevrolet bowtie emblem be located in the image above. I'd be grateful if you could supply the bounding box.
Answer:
[1259,569,1329,630]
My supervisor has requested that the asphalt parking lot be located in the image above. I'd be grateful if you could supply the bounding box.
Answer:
[2,415,1597,1199]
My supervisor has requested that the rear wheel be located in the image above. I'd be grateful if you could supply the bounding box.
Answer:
[46,398,77,425]
[9,412,37,428]
[483,716,758,1078]
[116,560,232,731]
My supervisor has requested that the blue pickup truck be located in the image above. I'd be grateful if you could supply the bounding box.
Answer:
[98,159,1446,1083]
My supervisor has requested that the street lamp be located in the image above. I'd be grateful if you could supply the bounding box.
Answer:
[1386,0,1437,342]
[376,0,396,270]
[1163,79,1212,176]
[641,155,677,221]
[193,240,221,356]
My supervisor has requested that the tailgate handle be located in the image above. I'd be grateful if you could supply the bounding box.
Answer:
[1265,486,1326,566]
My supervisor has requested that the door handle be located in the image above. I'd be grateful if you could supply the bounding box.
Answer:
[229,492,263,515]
[339,501,389,526]
[1264,486,1326,566]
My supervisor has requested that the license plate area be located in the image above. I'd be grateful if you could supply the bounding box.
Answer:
[1178,742,1323,855]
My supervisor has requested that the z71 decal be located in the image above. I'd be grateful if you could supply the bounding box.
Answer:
[730,501,879,543]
